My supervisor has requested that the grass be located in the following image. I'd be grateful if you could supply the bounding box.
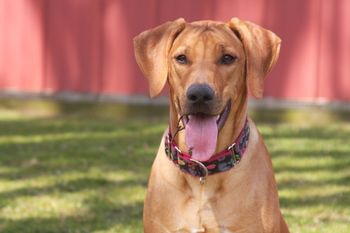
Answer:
[0,99,349,233]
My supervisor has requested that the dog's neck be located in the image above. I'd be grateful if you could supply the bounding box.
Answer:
[169,93,248,155]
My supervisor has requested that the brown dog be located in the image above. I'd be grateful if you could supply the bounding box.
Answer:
[134,18,289,233]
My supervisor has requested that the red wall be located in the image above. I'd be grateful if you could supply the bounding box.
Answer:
[0,0,349,102]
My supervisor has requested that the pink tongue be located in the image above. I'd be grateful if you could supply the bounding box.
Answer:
[185,115,218,161]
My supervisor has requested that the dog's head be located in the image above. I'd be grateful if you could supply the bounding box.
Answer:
[134,18,281,161]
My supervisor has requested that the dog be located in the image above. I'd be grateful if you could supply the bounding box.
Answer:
[134,18,289,233]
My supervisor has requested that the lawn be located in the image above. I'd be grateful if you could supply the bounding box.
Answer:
[0,99,349,233]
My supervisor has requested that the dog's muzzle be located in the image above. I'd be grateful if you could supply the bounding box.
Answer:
[185,83,215,115]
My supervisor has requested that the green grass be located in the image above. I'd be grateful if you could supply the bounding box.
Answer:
[0,99,349,233]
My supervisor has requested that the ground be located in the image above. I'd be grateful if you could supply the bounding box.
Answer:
[0,99,349,233]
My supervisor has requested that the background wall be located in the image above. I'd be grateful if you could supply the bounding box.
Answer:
[0,0,349,102]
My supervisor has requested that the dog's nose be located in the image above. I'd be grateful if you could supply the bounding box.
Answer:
[186,84,214,104]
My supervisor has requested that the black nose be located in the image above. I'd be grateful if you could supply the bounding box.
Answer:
[186,84,214,104]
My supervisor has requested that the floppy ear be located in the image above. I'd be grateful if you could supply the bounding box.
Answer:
[228,18,281,98]
[133,18,186,98]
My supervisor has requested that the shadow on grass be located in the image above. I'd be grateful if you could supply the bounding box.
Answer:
[0,103,349,232]
[264,125,350,213]
[0,116,166,137]
[280,191,350,208]
[278,175,350,189]
[0,114,155,232]
[0,200,143,233]
[263,126,350,140]
[250,108,350,125]
[0,177,147,206]
[0,117,167,180]
[277,163,350,211]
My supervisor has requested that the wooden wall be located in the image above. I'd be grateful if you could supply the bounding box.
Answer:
[0,0,349,101]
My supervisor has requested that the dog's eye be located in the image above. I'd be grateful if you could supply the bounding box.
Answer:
[175,54,188,64]
[220,54,237,65]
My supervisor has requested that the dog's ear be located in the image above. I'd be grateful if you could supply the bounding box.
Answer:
[228,18,281,98]
[133,18,186,98]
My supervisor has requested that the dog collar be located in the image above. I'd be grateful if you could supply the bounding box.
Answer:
[165,119,250,183]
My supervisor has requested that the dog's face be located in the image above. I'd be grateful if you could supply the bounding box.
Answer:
[168,22,246,130]
[134,18,281,161]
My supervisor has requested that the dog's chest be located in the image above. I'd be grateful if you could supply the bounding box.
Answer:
[178,187,239,233]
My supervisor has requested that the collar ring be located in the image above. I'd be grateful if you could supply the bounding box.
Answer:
[190,158,208,184]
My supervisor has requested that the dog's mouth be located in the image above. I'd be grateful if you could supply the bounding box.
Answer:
[181,100,231,162]
[182,100,231,131]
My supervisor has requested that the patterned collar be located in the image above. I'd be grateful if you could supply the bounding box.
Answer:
[164,119,250,183]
